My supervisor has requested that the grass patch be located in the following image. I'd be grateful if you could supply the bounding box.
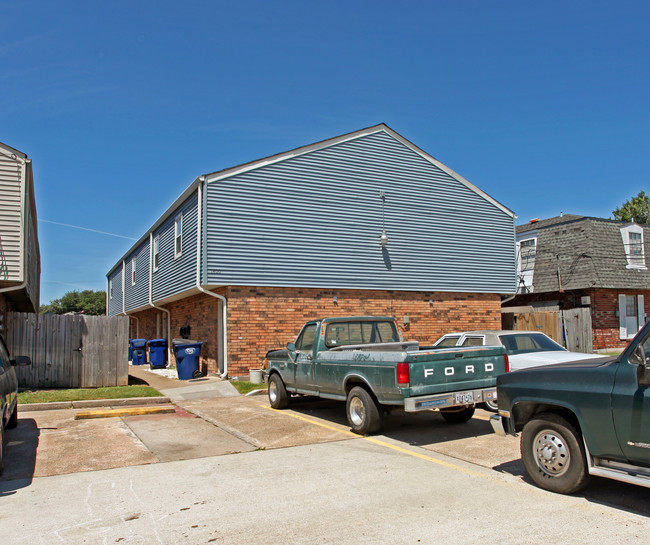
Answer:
[18,385,163,404]
[230,380,267,395]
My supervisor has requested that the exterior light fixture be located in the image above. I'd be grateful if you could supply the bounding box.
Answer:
[379,229,388,248]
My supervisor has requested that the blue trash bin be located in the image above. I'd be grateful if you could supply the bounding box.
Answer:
[131,339,147,365]
[128,339,134,363]
[148,339,168,369]
[174,341,203,380]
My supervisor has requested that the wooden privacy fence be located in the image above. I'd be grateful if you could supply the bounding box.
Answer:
[502,307,593,353]
[6,312,129,388]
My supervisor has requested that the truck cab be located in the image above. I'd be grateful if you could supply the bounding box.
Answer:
[491,320,650,493]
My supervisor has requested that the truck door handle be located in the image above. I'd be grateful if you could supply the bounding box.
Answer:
[455,353,463,358]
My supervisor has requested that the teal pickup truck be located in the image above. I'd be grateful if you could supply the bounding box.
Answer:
[265,316,507,434]
[491,320,650,494]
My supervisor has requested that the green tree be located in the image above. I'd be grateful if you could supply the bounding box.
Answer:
[613,190,650,224]
[41,290,106,315]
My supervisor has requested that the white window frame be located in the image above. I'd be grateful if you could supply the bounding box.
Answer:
[618,294,646,340]
[131,258,136,286]
[109,279,113,299]
[620,224,646,269]
[516,232,537,293]
[153,236,160,271]
[174,214,183,259]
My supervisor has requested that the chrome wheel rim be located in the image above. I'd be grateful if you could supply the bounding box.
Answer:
[269,380,278,403]
[533,429,570,477]
[349,396,366,427]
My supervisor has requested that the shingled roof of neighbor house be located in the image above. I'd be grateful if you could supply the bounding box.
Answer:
[518,215,650,292]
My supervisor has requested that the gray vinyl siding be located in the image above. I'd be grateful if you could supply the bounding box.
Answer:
[108,266,123,316]
[0,152,23,282]
[125,240,151,311]
[152,192,198,301]
[204,131,516,293]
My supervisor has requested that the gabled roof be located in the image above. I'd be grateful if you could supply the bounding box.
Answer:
[203,123,514,218]
[108,124,514,276]
[519,215,650,291]
[0,141,28,161]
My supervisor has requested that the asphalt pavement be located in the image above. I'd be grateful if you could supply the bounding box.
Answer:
[1,365,648,544]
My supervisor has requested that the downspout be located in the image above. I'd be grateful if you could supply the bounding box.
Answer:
[194,177,228,378]
[121,260,126,315]
[149,233,171,362]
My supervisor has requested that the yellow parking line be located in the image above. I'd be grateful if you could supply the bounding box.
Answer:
[261,404,484,477]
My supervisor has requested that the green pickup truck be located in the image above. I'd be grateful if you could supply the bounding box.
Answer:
[491,320,650,494]
[265,316,507,434]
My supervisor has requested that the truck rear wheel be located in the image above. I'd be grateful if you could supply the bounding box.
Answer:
[268,374,289,409]
[521,413,589,494]
[346,386,382,435]
[440,405,475,423]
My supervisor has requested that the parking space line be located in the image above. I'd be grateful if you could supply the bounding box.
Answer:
[261,404,485,478]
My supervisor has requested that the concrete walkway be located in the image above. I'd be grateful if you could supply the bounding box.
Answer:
[129,365,241,401]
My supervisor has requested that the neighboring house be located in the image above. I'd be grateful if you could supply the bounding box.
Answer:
[106,124,517,377]
[0,142,40,320]
[507,214,649,350]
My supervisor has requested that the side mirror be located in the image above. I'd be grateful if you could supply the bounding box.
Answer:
[631,344,647,367]
[287,342,296,352]
[11,356,32,367]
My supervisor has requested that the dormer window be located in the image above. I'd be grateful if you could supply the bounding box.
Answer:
[620,224,646,269]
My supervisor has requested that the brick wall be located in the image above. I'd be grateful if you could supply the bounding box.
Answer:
[128,286,502,377]
[591,288,650,350]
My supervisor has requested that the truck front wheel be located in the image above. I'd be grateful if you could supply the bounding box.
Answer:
[346,386,382,435]
[440,405,475,423]
[521,413,589,494]
[268,374,289,409]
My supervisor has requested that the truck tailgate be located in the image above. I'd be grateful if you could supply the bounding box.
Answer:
[405,345,507,397]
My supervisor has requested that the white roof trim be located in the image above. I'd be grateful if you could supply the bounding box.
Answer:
[382,126,514,217]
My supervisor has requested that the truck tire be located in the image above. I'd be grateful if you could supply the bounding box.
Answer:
[6,403,17,429]
[440,405,475,423]
[268,374,289,409]
[346,386,382,435]
[521,413,590,494]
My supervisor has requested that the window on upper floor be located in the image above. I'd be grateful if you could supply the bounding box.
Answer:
[174,214,183,258]
[109,279,113,299]
[519,238,536,271]
[620,224,646,269]
[153,236,160,271]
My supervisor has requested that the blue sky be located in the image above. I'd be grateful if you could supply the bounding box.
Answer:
[2,1,649,305]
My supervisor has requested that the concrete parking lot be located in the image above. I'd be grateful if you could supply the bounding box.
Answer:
[1,372,648,543]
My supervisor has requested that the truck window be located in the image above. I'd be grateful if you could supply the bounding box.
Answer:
[375,322,398,343]
[461,336,484,347]
[435,336,461,347]
[325,321,398,347]
[296,324,318,351]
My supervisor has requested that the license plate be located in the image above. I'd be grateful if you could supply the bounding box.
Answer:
[454,391,474,404]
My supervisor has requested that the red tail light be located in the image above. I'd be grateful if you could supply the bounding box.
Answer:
[397,362,410,387]
[504,353,510,373]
